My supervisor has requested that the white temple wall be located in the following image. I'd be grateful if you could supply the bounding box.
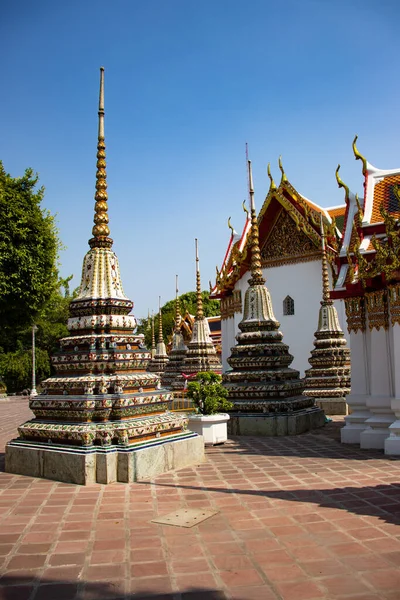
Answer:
[222,260,348,377]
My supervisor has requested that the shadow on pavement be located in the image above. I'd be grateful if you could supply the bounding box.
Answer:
[0,575,231,600]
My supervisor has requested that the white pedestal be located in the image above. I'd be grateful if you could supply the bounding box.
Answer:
[188,413,229,445]
[385,398,400,455]
[360,395,395,450]
[341,395,372,444]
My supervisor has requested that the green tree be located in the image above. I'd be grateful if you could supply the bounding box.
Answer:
[0,162,61,352]
[137,291,220,349]
[0,162,69,392]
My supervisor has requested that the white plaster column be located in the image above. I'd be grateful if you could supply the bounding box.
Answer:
[385,323,400,454]
[360,292,395,449]
[341,329,372,444]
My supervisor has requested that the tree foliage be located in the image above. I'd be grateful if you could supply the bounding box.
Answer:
[0,162,61,352]
[0,162,71,392]
[137,291,220,349]
[0,348,51,393]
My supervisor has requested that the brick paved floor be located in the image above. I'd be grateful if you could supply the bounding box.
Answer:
[0,398,399,599]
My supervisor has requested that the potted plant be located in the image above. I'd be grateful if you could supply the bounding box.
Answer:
[186,372,233,445]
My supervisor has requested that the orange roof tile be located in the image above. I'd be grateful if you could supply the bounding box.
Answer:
[372,174,400,223]
[327,206,346,233]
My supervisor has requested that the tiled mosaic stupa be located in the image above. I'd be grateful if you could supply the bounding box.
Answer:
[223,160,325,436]
[161,277,188,389]
[176,240,222,388]
[5,68,204,484]
[303,216,351,415]
[147,299,169,377]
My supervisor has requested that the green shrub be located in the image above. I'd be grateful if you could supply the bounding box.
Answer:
[186,372,233,415]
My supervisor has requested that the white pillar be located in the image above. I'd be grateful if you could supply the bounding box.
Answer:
[341,329,372,444]
[385,323,400,454]
[360,291,395,449]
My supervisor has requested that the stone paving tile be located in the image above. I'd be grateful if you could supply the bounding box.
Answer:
[0,402,399,599]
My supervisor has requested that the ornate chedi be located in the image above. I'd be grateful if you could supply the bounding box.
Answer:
[223,160,325,436]
[161,276,188,389]
[147,298,169,377]
[5,68,203,484]
[303,216,351,415]
[176,240,221,387]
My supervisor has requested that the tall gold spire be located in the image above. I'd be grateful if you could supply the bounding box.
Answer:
[174,275,182,332]
[195,238,204,320]
[151,312,156,356]
[158,296,164,343]
[320,214,331,304]
[248,160,265,286]
[89,67,112,249]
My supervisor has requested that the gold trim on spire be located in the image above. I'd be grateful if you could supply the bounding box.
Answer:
[242,199,249,218]
[267,163,277,190]
[174,275,182,332]
[335,164,350,198]
[158,296,164,343]
[228,217,235,236]
[278,156,288,183]
[248,160,265,286]
[352,135,367,175]
[320,214,331,304]
[151,312,156,353]
[195,238,204,320]
[89,67,112,249]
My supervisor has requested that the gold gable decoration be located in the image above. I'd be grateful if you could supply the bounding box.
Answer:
[349,205,400,284]
[388,283,400,326]
[215,242,248,293]
[344,296,366,333]
[261,210,320,268]
[220,290,242,320]
[365,290,389,331]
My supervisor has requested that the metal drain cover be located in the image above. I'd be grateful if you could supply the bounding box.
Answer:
[151,508,219,528]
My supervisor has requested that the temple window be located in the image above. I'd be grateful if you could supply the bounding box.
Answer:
[283,295,295,316]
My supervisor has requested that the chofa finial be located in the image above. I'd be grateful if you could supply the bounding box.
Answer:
[335,164,350,199]
[352,135,367,175]
[267,163,277,190]
[228,217,237,237]
[278,156,287,182]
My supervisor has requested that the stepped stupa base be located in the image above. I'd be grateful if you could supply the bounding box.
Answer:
[227,406,325,437]
[314,397,348,415]
[5,431,204,485]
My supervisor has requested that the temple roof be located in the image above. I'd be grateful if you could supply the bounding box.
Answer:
[211,159,343,298]
[331,137,400,296]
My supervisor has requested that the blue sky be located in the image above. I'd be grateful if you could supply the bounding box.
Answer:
[2,0,400,319]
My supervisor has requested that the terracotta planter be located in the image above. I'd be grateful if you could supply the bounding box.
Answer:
[187,413,230,445]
